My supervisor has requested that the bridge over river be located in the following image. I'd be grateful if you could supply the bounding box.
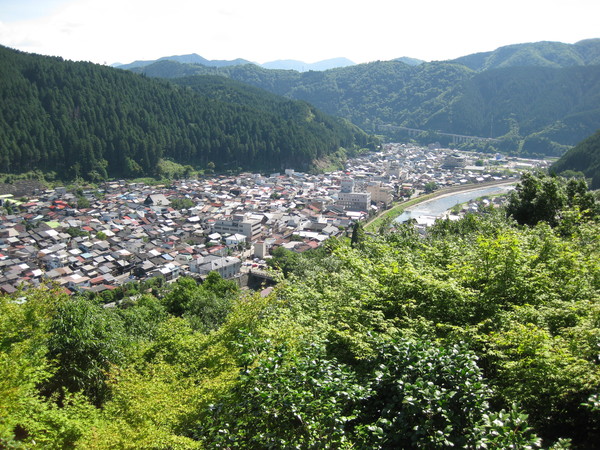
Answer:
[377,124,499,145]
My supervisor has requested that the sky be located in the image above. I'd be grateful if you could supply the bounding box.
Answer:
[0,0,599,66]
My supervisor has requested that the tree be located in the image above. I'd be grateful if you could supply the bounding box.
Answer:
[44,297,126,406]
[267,246,301,277]
[506,172,598,228]
[77,195,90,209]
[423,181,438,193]
[161,275,238,332]
[506,172,563,226]
[350,221,365,248]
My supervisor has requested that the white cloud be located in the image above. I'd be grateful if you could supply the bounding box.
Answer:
[1,0,598,65]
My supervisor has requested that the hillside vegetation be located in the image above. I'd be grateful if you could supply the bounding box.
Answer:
[552,129,600,188]
[0,46,372,180]
[1,174,599,448]
[131,39,600,156]
[451,39,600,71]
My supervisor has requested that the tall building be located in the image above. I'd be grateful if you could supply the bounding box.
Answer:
[213,214,262,241]
[442,153,467,169]
[336,191,371,212]
[340,178,355,193]
[367,183,393,207]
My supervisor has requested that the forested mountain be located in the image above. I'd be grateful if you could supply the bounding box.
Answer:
[261,57,356,71]
[129,39,600,156]
[2,174,599,448]
[551,129,600,188]
[0,46,371,179]
[116,54,355,72]
[450,39,600,71]
[115,53,253,70]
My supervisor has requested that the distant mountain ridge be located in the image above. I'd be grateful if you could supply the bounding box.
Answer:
[450,39,600,71]
[394,57,424,66]
[116,55,356,72]
[261,57,356,72]
[116,53,253,70]
[116,39,600,74]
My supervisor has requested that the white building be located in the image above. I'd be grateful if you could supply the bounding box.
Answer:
[189,255,241,279]
[213,214,262,241]
[336,191,371,212]
[225,233,247,247]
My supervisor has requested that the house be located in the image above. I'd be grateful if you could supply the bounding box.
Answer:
[150,262,180,281]
[189,255,241,279]
[225,233,247,247]
[144,194,170,207]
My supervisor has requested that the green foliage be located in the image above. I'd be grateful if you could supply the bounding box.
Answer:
[423,181,438,193]
[0,287,62,444]
[75,195,90,209]
[44,297,127,406]
[65,226,89,237]
[451,40,598,71]
[1,180,599,447]
[161,274,239,332]
[170,197,195,210]
[353,337,490,448]
[551,129,600,189]
[197,341,368,448]
[506,172,598,228]
[350,221,365,248]
[267,246,302,277]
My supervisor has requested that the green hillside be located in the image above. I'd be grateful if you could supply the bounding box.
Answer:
[424,65,600,154]
[0,46,371,180]
[551,129,600,188]
[451,39,600,71]
[130,39,600,156]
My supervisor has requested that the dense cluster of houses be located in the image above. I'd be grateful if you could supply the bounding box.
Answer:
[0,144,546,295]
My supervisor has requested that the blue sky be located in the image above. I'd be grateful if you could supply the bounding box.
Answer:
[1,0,599,65]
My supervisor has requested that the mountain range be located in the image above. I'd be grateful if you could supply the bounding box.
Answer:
[115,55,357,72]
[2,38,600,181]
[124,39,600,157]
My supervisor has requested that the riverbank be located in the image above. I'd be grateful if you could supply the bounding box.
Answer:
[365,179,517,232]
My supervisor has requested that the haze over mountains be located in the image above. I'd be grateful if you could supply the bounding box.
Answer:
[116,39,600,72]
[116,55,357,72]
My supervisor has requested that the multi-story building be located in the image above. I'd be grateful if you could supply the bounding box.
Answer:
[367,183,393,207]
[212,214,262,241]
[336,191,371,212]
[442,153,467,169]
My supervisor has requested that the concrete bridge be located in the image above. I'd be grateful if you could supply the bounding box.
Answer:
[377,124,499,144]
[248,268,278,282]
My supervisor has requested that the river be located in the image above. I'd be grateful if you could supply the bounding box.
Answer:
[395,184,515,223]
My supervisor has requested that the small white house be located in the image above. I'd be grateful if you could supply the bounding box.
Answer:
[225,233,247,247]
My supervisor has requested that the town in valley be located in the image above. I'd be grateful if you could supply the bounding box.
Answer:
[0,144,549,295]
